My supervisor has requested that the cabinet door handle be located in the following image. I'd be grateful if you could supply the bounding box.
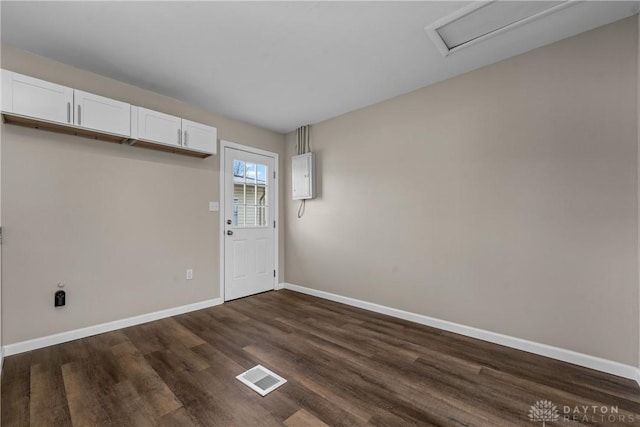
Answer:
[67,102,71,123]
[77,105,81,125]
[184,130,188,147]
[177,129,181,145]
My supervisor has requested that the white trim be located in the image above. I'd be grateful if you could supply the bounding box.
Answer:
[0,348,4,378]
[424,0,580,57]
[275,282,286,290]
[219,143,225,302]
[219,140,279,303]
[283,283,639,382]
[3,298,222,356]
[220,139,279,159]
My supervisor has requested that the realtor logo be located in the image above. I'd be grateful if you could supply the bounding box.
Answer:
[529,400,560,426]
[528,399,633,424]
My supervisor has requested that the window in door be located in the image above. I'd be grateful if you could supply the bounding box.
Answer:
[233,160,268,227]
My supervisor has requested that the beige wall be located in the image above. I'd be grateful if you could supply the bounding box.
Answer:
[285,17,639,366]
[0,45,285,344]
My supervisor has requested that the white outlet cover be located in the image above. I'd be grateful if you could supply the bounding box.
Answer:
[209,201,219,212]
[186,269,193,280]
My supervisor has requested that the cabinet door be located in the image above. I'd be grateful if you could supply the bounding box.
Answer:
[181,119,217,154]
[137,107,182,147]
[3,70,73,125]
[73,90,130,137]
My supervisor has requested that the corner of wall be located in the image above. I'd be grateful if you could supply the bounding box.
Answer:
[284,18,640,367]
[284,283,640,381]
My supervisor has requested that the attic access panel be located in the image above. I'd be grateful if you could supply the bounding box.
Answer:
[425,1,577,56]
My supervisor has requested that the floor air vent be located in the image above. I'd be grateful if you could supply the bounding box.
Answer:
[236,365,287,396]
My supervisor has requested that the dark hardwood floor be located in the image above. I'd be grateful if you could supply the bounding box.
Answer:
[1,290,638,426]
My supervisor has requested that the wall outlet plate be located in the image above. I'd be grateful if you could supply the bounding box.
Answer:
[209,201,219,211]
[186,269,193,280]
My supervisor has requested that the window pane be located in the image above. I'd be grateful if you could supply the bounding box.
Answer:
[257,206,267,227]
[233,160,245,180]
[246,163,257,184]
[236,204,246,227]
[234,184,245,204]
[257,185,267,206]
[243,185,253,206]
[233,198,239,226]
[246,206,257,227]
[257,165,267,185]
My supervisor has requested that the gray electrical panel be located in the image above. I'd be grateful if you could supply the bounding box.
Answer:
[292,152,316,200]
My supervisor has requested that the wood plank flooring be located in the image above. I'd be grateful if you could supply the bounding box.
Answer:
[1,290,639,426]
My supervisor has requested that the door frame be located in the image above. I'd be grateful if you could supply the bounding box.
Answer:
[219,140,279,302]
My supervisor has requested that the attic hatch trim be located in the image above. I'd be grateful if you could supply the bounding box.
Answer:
[425,0,581,57]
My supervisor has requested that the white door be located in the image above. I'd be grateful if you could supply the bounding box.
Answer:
[182,119,217,154]
[137,107,182,147]
[74,90,131,136]
[224,147,275,301]
[3,70,73,125]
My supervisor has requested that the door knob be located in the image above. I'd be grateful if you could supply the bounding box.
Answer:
[227,219,232,225]
[227,230,233,236]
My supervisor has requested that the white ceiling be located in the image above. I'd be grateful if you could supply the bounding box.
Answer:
[1,1,638,133]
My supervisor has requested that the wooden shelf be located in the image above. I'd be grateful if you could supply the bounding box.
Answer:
[129,140,212,159]
[2,113,212,158]
[2,113,128,144]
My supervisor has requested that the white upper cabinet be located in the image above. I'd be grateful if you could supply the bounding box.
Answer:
[1,69,215,158]
[136,107,182,147]
[2,69,73,126]
[73,90,130,136]
[130,107,217,156]
[2,70,131,137]
[181,119,217,155]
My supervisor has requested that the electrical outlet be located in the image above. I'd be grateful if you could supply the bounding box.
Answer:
[55,290,66,307]
[186,269,193,280]
[209,201,219,211]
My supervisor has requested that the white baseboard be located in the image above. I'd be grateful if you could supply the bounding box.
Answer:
[3,297,222,357]
[283,283,639,384]
[275,282,286,290]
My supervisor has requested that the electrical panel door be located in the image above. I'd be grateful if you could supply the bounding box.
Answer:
[292,153,316,200]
